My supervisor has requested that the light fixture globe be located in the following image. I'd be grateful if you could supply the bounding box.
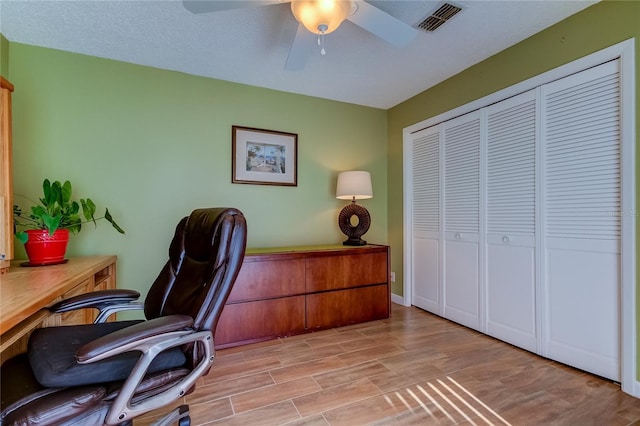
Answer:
[291,0,351,34]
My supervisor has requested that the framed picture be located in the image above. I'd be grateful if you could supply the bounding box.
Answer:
[232,126,298,186]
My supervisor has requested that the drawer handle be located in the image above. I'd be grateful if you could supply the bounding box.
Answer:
[455,233,461,240]
[503,236,510,244]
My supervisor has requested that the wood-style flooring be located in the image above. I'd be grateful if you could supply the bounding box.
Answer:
[137,304,640,426]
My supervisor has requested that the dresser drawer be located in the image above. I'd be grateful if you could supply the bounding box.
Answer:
[305,252,388,292]
[227,258,305,303]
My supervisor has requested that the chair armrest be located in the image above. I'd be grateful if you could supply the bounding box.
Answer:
[76,315,194,363]
[104,329,215,424]
[49,289,141,313]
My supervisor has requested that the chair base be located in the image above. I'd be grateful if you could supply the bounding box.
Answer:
[152,404,190,426]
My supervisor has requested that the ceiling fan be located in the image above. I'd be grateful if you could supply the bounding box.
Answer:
[182,0,418,70]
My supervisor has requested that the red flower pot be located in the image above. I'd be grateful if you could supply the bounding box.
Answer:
[24,229,70,265]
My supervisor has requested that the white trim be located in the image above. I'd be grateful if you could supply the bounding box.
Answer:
[391,292,407,306]
[618,38,637,397]
[402,38,637,397]
[402,127,414,308]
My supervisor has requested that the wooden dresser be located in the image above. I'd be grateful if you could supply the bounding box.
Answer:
[0,255,117,362]
[215,244,390,348]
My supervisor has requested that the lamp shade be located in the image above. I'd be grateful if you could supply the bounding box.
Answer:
[291,0,351,35]
[336,171,373,200]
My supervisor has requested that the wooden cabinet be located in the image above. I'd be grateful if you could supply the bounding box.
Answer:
[0,256,117,362]
[215,245,390,348]
[0,76,14,273]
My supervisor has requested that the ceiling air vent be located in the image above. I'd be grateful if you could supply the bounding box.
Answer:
[416,3,463,32]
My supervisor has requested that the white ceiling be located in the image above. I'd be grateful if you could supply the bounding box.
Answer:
[0,0,596,109]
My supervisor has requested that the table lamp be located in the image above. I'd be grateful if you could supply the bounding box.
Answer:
[336,171,372,246]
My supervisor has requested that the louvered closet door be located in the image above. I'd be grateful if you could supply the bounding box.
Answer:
[443,112,481,330]
[411,126,442,314]
[486,90,537,352]
[542,60,621,381]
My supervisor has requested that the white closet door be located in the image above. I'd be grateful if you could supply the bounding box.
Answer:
[486,90,537,352]
[443,112,481,330]
[411,127,442,314]
[542,60,621,381]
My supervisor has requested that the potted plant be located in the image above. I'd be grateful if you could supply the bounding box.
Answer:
[13,179,125,265]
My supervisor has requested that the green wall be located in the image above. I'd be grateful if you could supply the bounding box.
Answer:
[0,34,8,76]
[7,42,388,306]
[387,0,639,379]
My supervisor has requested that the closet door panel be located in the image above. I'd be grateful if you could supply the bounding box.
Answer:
[412,236,440,312]
[487,244,536,351]
[546,247,619,380]
[485,91,537,351]
[542,60,620,381]
[444,239,479,328]
[411,128,441,313]
[443,113,481,331]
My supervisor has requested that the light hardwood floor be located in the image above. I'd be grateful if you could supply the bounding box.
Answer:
[137,304,640,425]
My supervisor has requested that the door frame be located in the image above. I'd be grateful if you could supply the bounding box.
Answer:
[402,38,636,397]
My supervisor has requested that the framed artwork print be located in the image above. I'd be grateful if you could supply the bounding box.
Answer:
[232,126,298,186]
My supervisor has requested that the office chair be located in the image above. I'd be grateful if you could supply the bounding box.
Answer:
[0,207,247,426]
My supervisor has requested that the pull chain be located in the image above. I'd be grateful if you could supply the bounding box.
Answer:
[317,23,328,56]
[318,34,326,55]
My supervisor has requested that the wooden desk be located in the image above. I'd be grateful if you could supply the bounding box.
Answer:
[0,255,117,361]
[215,244,390,348]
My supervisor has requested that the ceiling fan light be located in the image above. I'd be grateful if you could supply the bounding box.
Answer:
[291,0,351,35]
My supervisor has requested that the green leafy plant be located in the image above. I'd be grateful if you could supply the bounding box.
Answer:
[13,179,125,244]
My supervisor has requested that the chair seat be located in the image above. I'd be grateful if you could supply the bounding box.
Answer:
[0,353,108,425]
[1,353,192,426]
[28,321,187,388]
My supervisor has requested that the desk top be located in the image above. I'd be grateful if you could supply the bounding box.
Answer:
[0,255,117,335]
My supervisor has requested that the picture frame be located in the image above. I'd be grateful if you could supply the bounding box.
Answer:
[232,126,298,186]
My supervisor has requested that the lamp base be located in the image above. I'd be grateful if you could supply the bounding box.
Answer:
[338,202,371,247]
[343,237,367,246]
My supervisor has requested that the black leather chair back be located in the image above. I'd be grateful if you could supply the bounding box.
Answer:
[143,208,247,333]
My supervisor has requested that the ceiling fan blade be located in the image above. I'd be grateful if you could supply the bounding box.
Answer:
[285,23,316,71]
[183,1,284,14]
[348,0,417,47]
